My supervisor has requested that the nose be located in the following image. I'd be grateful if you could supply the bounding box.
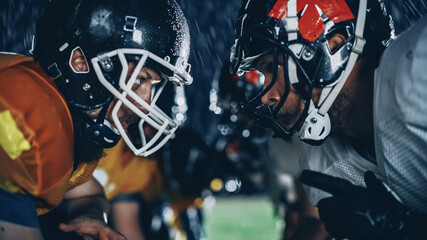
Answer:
[124,65,162,116]
[261,76,282,106]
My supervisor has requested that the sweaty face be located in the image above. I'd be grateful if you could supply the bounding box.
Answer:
[107,62,161,130]
[255,53,306,130]
[70,47,182,156]
[87,64,162,133]
[71,49,161,130]
[253,34,345,132]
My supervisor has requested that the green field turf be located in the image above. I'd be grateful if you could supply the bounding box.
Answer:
[203,195,282,240]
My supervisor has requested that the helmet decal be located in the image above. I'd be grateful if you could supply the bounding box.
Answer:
[268,0,289,19]
[269,0,355,41]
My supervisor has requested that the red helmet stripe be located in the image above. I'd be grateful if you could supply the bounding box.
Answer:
[269,0,355,42]
[317,0,355,23]
[268,0,289,20]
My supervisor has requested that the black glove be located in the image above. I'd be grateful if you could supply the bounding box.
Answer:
[299,170,425,240]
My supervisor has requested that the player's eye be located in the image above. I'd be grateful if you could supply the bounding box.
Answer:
[135,77,146,84]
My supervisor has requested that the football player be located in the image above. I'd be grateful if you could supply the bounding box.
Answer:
[0,0,192,238]
[230,0,427,238]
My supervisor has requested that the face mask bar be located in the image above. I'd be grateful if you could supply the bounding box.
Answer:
[91,48,190,156]
[239,27,317,138]
[298,0,367,143]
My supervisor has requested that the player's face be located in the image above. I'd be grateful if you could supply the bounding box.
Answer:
[107,62,161,128]
[256,53,306,129]
[254,34,346,130]
[70,49,161,130]
[107,62,162,129]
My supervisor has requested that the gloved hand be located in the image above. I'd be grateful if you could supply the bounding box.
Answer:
[299,170,424,240]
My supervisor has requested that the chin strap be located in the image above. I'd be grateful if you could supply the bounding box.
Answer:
[298,101,331,144]
[298,0,367,143]
[51,63,121,149]
[80,100,121,149]
[84,119,121,148]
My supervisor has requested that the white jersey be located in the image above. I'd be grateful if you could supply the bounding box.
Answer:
[299,136,381,205]
[373,15,427,212]
[300,16,427,212]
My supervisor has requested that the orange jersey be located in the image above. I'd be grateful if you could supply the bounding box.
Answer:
[0,53,96,215]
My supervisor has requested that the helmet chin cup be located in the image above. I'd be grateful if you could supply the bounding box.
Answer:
[298,108,331,144]
[85,120,121,148]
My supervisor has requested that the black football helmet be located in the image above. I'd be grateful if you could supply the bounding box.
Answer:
[230,0,393,144]
[34,0,192,155]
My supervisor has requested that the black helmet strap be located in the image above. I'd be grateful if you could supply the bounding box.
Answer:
[76,98,121,149]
